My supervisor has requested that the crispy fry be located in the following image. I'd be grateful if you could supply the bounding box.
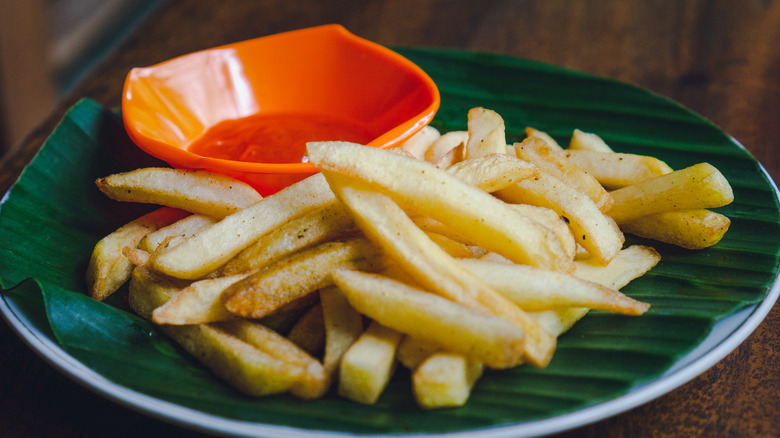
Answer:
[525,127,563,150]
[333,270,528,369]
[514,137,613,212]
[151,172,336,279]
[152,274,248,325]
[575,244,661,289]
[568,129,614,152]
[446,153,538,193]
[308,141,572,272]
[425,130,468,163]
[338,321,403,404]
[217,319,327,399]
[497,172,624,265]
[122,246,151,269]
[138,214,218,254]
[220,202,356,276]
[322,172,555,367]
[529,245,661,336]
[621,209,730,250]
[425,231,477,258]
[128,269,305,397]
[562,149,673,189]
[410,216,472,245]
[433,142,466,169]
[413,353,484,409]
[320,286,364,369]
[457,258,650,315]
[608,163,734,224]
[397,336,442,370]
[96,167,262,217]
[509,204,577,260]
[224,236,386,319]
[465,107,507,158]
[86,207,188,301]
[400,125,440,160]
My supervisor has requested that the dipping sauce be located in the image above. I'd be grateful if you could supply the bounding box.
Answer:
[187,113,377,164]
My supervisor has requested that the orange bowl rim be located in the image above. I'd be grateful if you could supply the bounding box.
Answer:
[121,24,441,175]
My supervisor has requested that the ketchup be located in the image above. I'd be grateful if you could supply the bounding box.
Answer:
[187,113,376,164]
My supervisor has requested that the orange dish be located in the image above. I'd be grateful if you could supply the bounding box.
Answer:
[122,24,440,195]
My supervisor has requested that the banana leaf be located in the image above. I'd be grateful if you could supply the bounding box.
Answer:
[1,47,778,435]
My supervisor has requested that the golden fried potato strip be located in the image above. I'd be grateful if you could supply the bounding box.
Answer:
[307,141,572,272]
[96,167,262,217]
[86,207,188,301]
[322,171,555,367]
[333,270,527,369]
[151,173,336,279]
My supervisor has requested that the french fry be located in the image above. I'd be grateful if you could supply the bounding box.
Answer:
[425,130,468,163]
[446,153,538,193]
[457,258,650,315]
[621,209,731,250]
[86,207,189,301]
[400,125,440,160]
[412,353,484,409]
[307,141,572,272]
[323,172,555,367]
[526,127,563,150]
[497,172,624,265]
[529,245,661,336]
[319,286,364,396]
[562,149,673,189]
[607,163,734,224]
[509,204,577,260]
[224,236,386,319]
[514,137,613,212]
[574,244,661,289]
[152,274,249,325]
[138,213,218,254]
[216,319,327,400]
[127,268,305,397]
[465,107,507,158]
[220,202,356,276]
[425,231,477,258]
[568,129,614,152]
[127,267,181,319]
[150,172,336,279]
[96,167,262,218]
[410,216,476,246]
[338,321,403,404]
[333,269,528,369]
[433,142,466,169]
[396,336,442,370]
[286,302,326,356]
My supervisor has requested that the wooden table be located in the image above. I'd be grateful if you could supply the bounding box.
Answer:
[1,1,778,436]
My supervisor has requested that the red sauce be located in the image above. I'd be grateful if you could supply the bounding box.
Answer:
[187,113,376,163]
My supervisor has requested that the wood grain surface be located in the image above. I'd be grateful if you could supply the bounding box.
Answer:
[1,1,778,437]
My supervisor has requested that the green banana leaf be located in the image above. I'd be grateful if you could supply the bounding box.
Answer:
[1,47,779,435]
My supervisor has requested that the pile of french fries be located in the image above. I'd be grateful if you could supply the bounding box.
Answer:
[86,107,734,408]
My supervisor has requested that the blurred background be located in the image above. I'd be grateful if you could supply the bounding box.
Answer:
[0,0,163,157]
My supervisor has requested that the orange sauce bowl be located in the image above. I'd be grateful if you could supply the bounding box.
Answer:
[121,24,440,195]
